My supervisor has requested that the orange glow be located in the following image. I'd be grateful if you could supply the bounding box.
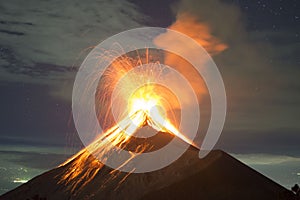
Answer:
[154,13,228,102]
[58,102,190,193]
[57,12,228,193]
[58,50,195,193]
[169,13,227,55]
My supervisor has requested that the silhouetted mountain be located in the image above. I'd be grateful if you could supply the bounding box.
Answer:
[0,131,297,200]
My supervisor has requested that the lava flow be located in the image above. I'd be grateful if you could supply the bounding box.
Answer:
[57,50,198,193]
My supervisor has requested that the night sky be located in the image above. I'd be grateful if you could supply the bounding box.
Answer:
[0,0,299,193]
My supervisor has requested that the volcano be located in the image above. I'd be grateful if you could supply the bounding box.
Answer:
[0,101,297,200]
[0,97,296,200]
[0,128,296,200]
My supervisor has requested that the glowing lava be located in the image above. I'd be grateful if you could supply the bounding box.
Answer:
[123,84,194,146]
[59,84,195,193]
[58,50,196,193]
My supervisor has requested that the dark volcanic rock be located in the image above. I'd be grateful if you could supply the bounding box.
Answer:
[0,147,296,200]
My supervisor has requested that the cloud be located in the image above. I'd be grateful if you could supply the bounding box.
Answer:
[154,12,228,103]
[233,153,300,165]
[167,0,300,134]
[0,0,146,67]
[0,0,147,100]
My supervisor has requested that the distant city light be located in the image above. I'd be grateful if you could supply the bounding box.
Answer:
[13,178,28,183]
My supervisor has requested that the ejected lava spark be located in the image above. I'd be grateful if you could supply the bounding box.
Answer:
[58,50,197,192]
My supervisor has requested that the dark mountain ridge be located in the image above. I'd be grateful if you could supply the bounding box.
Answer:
[0,131,297,200]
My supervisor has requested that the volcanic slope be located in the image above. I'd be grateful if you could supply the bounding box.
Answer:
[0,131,296,200]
